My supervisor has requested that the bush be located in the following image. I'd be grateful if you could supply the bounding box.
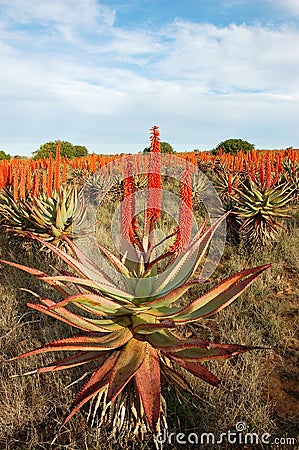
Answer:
[143,141,175,153]
[213,138,255,155]
[0,150,11,160]
[33,141,89,160]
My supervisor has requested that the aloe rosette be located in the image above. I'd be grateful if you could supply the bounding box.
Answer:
[1,213,270,435]
[1,127,271,439]
[234,180,294,247]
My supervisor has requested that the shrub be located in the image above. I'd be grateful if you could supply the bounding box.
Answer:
[213,138,255,155]
[33,141,88,160]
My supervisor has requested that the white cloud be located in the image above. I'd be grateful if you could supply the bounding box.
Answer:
[269,0,299,16]
[0,4,298,154]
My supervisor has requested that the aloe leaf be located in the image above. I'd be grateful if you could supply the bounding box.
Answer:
[49,293,129,312]
[176,360,220,387]
[0,259,71,296]
[62,235,116,285]
[96,243,131,277]
[151,213,229,298]
[28,300,115,332]
[106,338,147,403]
[144,280,199,309]
[15,330,133,358]
[146,329,208,350]
[64,351,120,423]
[161,364,194,394]
[134,345,161,430]
[164,342,261,362]
[169,264,270,323]
[132,319,176,334]
[42,275,134,303]
[38,351,105,373]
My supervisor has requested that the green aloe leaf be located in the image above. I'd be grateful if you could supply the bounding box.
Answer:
[168,264,270,323]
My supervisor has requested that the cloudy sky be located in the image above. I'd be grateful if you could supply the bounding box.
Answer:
[0,0,299,156]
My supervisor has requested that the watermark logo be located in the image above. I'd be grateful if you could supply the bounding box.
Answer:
[155,422,297,446]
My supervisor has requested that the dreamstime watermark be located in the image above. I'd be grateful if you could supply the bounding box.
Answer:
[72,153,227,292]
[155,422,297,446]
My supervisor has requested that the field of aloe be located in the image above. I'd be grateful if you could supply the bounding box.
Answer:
[0,130,298,449]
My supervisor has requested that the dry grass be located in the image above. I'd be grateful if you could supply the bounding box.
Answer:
[0,221,298,449]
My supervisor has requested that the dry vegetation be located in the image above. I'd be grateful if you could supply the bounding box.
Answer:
[0,220,298,449]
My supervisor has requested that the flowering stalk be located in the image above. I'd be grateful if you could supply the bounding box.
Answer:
[54,141,61,192]
[171,166,193,253]
[47,152,53,198]
[143,126,162,255]
[146,126,162,226]
[121,156,143,253]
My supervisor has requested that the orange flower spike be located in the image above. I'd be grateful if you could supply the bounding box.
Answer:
[42,170,47,194]
[146,126,162,224]
[121,155,138,242]
[62,159,67,184]
[47,152,53,198]
[259,161,265,188]
[228,173,233,194]
[0,167,5,190]
[171,166,193,253]
[265,153,271,189]
[32,172,40,198]
[54,140,61,192]
[90,153,96,173]
[13,165,19,202]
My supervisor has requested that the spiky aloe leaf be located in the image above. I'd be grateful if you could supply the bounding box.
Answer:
[14,330,133,359]
[178,360,220,387]
[42,275,134,304]
[64,351,120,424]
[164,342,262,362]
[146,329,208,350]
[0,259,72,296]
[106,338,147,403]
[28,299,121,333]
[37,351,106,373]
[49,293,131,314]
[150,213,229,298]
[132,319,176,334]
[134,345,161,430]
[153,264,270,323]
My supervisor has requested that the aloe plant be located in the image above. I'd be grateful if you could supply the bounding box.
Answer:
[0,184,84,244]
[1,127,270,439]
[234,179,294,248]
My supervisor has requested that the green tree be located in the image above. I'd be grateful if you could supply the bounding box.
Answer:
[0,150,11,160]
[143,141,175,154]
[213,138,254,155]
[33,141,89,160]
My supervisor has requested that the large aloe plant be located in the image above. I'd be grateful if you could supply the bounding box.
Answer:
[1,127,270,439]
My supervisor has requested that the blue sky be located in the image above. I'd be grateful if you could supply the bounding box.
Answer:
[0,0,299,156]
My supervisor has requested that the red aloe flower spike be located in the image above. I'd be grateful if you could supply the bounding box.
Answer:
[54,140,61,192]
[259,160,265,188]
[47,152,53,198]
[62,159,67,184]
[0,167,5,190]
[227,173,233,195]
[42,170,47,195]
[13,164,19,202]
[265,153,271,189]
[32,172,40,198]
[121,156,143,252]
[146,126,162,226]
[171,166,193,253]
